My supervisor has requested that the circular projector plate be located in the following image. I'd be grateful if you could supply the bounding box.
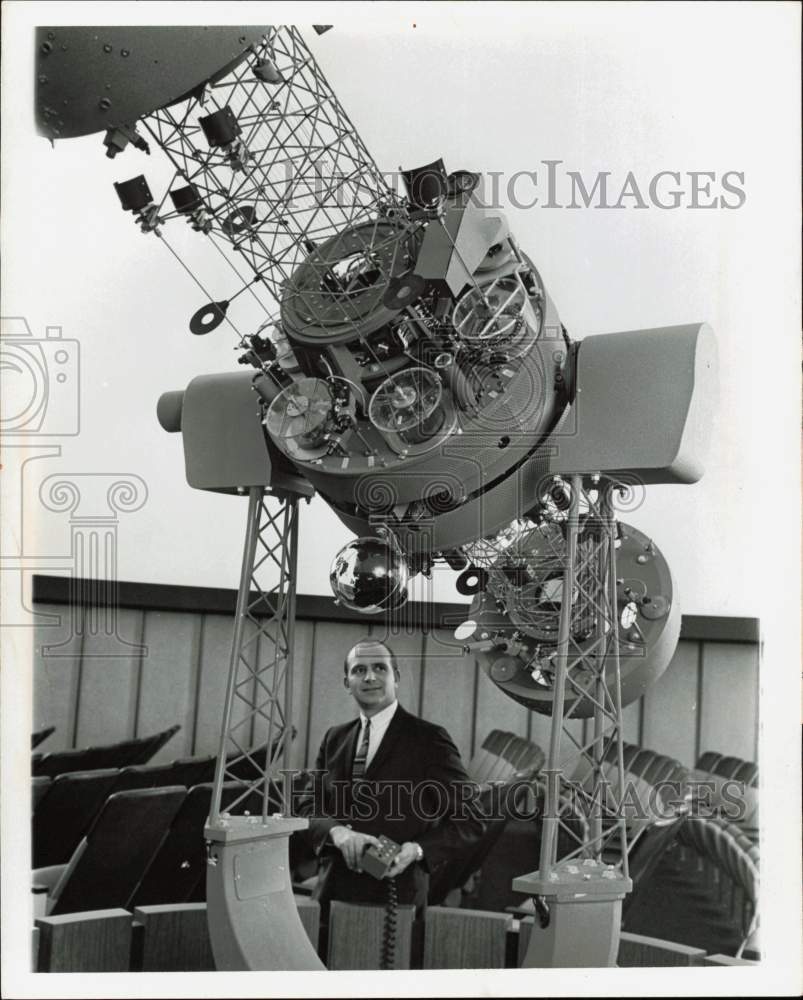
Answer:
[368,367,442,433]
[265,377,332,452]
[280,219,420,344]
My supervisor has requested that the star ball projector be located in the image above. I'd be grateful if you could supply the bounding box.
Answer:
[34,26,716,716]
[241,168,714,717]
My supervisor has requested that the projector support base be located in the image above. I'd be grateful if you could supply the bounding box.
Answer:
[205,816,325,971]
[513,865,632,968]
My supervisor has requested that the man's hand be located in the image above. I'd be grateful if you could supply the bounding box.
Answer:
[384,842,423,879]
[329,826,380,872]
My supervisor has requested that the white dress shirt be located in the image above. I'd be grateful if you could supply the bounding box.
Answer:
[357,699,398,770]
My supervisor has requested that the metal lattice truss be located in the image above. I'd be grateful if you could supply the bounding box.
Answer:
[535,476,634,880]
[209,488,300,823]
[141,25,409,338]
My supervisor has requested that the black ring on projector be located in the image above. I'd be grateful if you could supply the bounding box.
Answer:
[190,300,229,335]
[456,566,488,596]
[382,271,427,310]
[222,205,258,236]
[447,170,480,197]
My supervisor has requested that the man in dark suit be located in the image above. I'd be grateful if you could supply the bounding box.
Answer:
[296,638,484,910]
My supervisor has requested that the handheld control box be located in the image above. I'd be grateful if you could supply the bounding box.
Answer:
[361,835,401,879]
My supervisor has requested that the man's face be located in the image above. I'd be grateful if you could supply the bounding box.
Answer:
[344,643,399,716]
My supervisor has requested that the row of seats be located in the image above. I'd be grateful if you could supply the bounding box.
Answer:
[32,724,182,778]
[696,751,758,788]
[33,736,294,868]
[33,780,293,918]
[690,751,759,833]
[676,815,760,958]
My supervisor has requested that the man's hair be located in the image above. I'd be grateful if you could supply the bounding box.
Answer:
[343,638,399,676]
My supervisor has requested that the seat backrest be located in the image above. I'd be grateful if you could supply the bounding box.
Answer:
[680,816,759,892]
[469,730,545,787]
[111,754,217,794]
[690,764,759,827]
[32,725,56,749]
[32,768,120,868]
[32,725,182,778]
[128,784,215,908]
[696,750,758,788]
[32,776,52,811]
[131,724,183,765]
[49,785,187,915]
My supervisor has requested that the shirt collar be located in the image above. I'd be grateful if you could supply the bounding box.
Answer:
[360,699,399,729]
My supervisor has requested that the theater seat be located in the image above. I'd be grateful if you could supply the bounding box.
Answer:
[33,769,120,868]
[39,786,186,916]
[678,815,760,957]
[32,724,181,778]
[692,751,759,834]
[111,755,217,794]
[129,784,216,908]
[32,726,56,749]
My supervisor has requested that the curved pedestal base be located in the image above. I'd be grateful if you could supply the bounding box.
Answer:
[205,815,325,971]
[513,864,632,968]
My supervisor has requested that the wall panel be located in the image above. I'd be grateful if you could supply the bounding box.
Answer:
[699,642,760,762]
[33,603,82,751]
[305,621,366,768]
[73,609,143,750]
[474,663,531,756]
[31,587,760,777]
[622,698,642,746]
[287,620,315,772]
[137,611,201,761]
[641,640,699,767]
[420,628,476,763]
[193,614,248,757]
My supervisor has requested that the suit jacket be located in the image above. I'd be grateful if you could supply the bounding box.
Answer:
[296,703,485,905]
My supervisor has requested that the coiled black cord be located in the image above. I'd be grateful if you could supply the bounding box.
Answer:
[380,877,398,970]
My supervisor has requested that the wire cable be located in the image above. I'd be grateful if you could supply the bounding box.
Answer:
[380,876,398,970]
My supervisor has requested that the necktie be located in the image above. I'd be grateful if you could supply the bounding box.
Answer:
[352,719,371,781]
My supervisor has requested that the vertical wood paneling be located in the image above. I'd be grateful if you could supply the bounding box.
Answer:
[699,642,760,762]
[288,620,315,771]
[473,665,531,753]
[136,611,200,761]
[305,622,366,768]
[31,597,761,778]
[420,628,475,764]
[33,603,82,751]
[74,609,143,749]
[192,614,249,757]
[622,698,642,746]
[641,640,700,767]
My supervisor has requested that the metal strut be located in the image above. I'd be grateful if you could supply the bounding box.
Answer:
[204,485,324,971]
[514,474,633,968]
